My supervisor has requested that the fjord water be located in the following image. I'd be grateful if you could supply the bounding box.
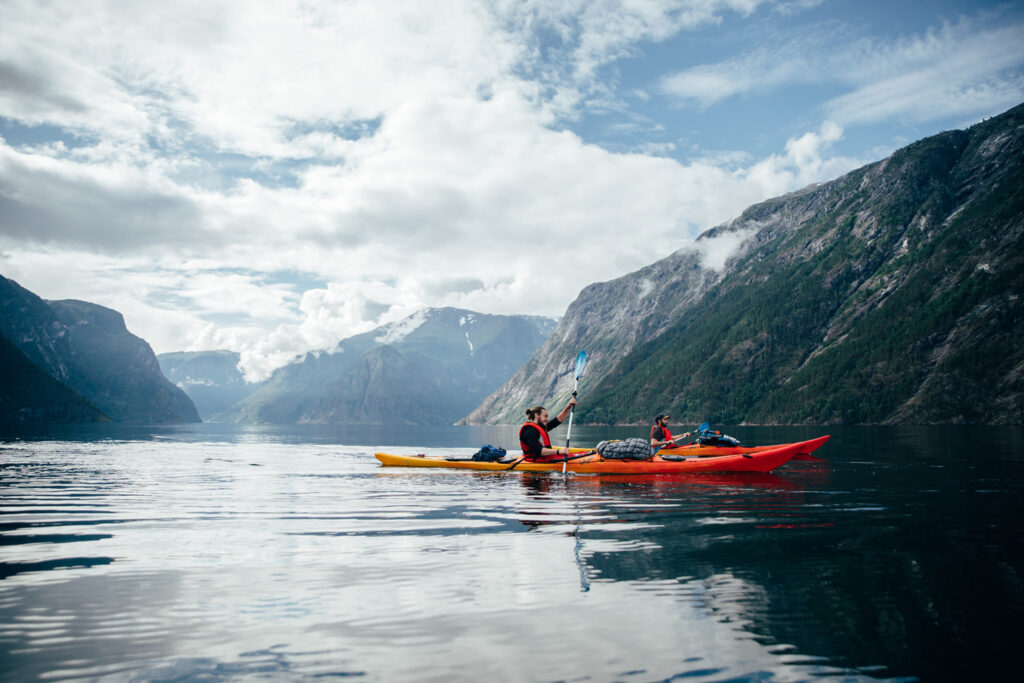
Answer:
[2,425,1022,682]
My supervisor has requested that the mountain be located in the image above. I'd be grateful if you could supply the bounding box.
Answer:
[157,350,264,420]
[0,333,109,422]
[460,246,716,425]
[220,308,557,425]
[0,275,201,423]
[466,102,1024,426]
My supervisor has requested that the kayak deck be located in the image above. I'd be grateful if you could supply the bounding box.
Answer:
[375,440,815,474]
[658,435,830,457]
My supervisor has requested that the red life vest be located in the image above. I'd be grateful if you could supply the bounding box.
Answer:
[520,421,552,460]
[651,424,673,443]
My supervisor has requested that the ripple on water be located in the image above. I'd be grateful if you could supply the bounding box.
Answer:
[2,432,1023,681]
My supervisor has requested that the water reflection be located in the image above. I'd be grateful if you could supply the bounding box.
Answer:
[505,458,1022,682]
[2,428,1022,681]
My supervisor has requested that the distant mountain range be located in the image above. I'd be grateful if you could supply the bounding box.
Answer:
[216,308,557,425]
[0,275,200,423]
[157,350,265,421]
[2,272,554,426]
[7,101,1022,427]
[466,102,1024,426]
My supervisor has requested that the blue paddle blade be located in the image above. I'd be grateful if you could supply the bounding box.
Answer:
[698,422,710,433]
[574,350,587,379]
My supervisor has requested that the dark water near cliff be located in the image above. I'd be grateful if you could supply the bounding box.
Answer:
[1,424,1022,682]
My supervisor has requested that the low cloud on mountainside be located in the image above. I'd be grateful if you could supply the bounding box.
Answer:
[1,1,1021,381]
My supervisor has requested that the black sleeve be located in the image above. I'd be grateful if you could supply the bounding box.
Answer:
[546,417,562,431]
[521,427,542,455]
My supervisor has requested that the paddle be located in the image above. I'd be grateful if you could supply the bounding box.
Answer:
[562,350,588,475]
[659,433,690,449]
[506,450,596,471]
[649,420,692,457]
[651,440,680,457]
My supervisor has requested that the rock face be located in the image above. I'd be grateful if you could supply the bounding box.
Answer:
[468,102,1024,426]
[219,308,557,425]
[0,333,108,422]
[158,350,264,420]
[0,275,200,423]
[460,248,718,425]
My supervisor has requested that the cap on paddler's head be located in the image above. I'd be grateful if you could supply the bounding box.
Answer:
[655,414,670,422]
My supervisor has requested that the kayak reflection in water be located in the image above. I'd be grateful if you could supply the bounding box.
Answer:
[519,399,578,462]
[650,413,691,449]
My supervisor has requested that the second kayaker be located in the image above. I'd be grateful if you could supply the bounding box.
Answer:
[520,399,578,462]
[650,413,690,449]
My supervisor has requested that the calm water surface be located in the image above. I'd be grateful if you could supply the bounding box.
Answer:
[1,424,1022,682]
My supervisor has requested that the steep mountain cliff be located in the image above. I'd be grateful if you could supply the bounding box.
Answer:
[460,247,717,424]
[158,350,264,420]
[220,308,557,425]
[0,275,200,423]
[467,102,1024,425]
[0,333,109,422]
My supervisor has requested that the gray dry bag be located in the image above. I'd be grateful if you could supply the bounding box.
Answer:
[596,438,653,460]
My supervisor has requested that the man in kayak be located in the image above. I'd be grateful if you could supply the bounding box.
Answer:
[650,414,690,449]
[520,398,578,462]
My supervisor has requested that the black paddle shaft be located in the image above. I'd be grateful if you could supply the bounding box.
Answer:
[508,451,596,471]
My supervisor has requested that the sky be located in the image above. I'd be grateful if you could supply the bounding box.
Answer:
[2,0,1022,380]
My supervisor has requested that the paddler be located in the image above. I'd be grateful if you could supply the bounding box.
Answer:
[650,414,690,449]
[520,399,577,462]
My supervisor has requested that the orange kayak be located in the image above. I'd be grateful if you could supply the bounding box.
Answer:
[658,435,830,457]
[375,439,817,474]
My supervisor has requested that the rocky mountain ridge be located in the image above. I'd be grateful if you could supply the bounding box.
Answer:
[157,350,264,421]
[466,101,1024,425]
[460,243,719,424]
[0,275,200,423]
[219,307,557,425]
[0,333,109,422]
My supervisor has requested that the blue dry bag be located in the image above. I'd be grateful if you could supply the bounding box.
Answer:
[695,423,741,447]
[471,444,507,462]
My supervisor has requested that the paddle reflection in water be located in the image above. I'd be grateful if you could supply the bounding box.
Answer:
[5,427,1022,681]
[490,465,892,679]
[497,457,1018,682]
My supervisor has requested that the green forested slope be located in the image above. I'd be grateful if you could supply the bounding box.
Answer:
[581,105,1023,425]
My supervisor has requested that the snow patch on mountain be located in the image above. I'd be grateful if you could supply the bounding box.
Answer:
[375,309,427,344]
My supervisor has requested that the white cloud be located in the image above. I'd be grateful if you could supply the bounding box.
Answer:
[824,32,1024,125]
[659,13,1024,124]
[538,0,770,81]
[5,0,973,381]
[659,42,811,107]
[2,109,864,380]
[687,119,853,270]
[742,120,852,197]
[692,226,756,271]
